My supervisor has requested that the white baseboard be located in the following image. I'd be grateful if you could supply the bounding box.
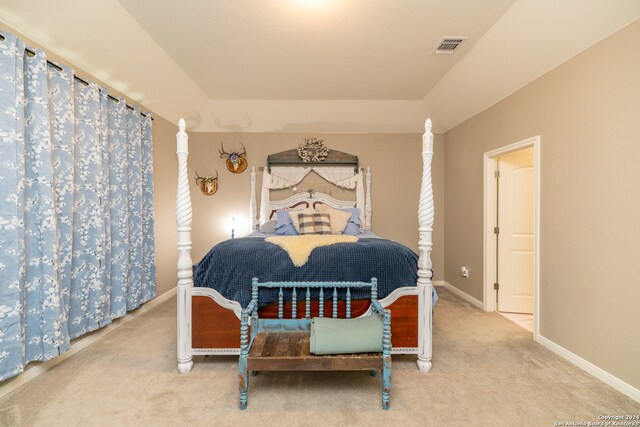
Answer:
[536,334,640,404]
[434,281,484,309]
[0,287,176,399]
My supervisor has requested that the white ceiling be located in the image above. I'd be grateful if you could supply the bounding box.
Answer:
[0,0,639,133]
[424,0,640,130]
[117,0,514,100]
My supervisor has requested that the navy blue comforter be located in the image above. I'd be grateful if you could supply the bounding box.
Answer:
[193,237,418,308]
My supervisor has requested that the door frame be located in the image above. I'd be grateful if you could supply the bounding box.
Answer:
[483,136,540,339]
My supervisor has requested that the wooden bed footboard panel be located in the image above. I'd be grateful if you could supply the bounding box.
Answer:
[386,294,419,348]
[192,296,242,349]
[192,294,418,350]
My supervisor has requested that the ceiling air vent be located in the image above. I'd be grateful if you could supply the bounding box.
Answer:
[433,37,467,55]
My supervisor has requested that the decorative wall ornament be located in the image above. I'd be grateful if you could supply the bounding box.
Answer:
[219,142,248,173]
[297,137,329,163]
[195,170,219,195]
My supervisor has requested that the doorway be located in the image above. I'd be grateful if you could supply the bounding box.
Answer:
[483,137,540,338]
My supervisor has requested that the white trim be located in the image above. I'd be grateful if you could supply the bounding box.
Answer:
[483,154,497,313]
[176,119,194,375]
[392,347,418,354]
[483,136,541,341]
[536,335,640,404]
[192,287,243,319]
[416,119,435,373]
[378,286,419,305]
[191,346,420,355]
[436,281,483,309]
[249,166,257,231]
[192,348,240,355]
[360,286,420,317]
[364,166,372,230]
[0,287,176,399]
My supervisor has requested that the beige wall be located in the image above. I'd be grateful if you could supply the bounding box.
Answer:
[444,21,640,388]
[185,132,445,280]
[0,22,179,297]
[150,116,179,296]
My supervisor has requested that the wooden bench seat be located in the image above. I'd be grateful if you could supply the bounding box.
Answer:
[238,278,391,410]
[248,332,383,372]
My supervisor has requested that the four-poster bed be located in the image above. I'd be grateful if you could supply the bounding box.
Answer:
[175,118,435,374]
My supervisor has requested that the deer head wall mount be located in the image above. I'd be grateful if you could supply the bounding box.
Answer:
[195,170,219,196]
[219,142,248,174]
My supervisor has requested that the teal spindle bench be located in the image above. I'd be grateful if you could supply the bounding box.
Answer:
[238,277,392,410]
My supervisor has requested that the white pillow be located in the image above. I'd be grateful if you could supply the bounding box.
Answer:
[317,204,352,234]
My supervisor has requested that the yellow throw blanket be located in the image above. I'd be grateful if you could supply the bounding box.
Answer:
[265,235,358,267]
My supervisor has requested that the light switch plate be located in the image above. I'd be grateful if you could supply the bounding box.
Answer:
[461,266,469,278]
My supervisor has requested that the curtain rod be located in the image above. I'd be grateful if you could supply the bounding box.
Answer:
[22,46,153,121]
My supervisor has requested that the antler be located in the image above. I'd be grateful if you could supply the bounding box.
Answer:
[219,142,230,159]
[195,170,218,183]
[219,142,246,158]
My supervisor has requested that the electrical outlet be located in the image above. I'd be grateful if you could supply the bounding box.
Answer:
[461,266,469,278]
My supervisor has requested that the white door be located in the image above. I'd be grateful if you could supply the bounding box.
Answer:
[497,147,534,314]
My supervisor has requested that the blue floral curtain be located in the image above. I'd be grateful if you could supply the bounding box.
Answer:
[0,30,156,381]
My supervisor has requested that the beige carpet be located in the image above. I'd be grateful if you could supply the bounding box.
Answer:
[0,288,638,427]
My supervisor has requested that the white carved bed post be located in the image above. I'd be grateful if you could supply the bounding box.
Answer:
[249,166,257,231]
[176,118,194,374]
[365,166,372,230]
[417,119,434,373]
